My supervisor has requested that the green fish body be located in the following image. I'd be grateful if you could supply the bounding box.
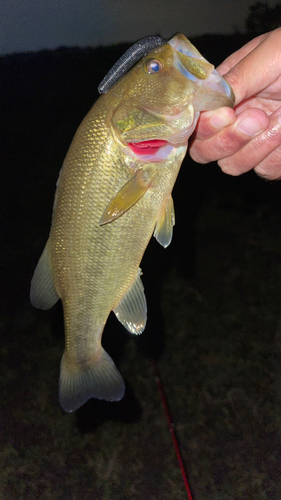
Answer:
[30,34,234,412]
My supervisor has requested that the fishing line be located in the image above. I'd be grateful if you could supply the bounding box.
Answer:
[151,358,194,500]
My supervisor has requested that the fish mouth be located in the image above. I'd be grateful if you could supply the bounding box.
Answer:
[168,33,234,109]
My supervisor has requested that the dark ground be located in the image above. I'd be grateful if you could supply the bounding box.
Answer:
[1,34,281,499]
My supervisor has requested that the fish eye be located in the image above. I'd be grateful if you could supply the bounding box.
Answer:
[145,59,163,74]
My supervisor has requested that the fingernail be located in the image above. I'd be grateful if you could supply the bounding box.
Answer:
[210,111,232,129]
[237,116,263,136]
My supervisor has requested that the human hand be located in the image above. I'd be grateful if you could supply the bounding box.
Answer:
[189,28,281,180]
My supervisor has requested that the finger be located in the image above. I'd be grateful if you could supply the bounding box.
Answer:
[219,28,281,105]
[254,145,281,180]
[189,108,269,164]
[218,108,281,176]
[192,107,236,141]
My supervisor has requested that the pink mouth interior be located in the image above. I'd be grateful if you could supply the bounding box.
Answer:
[128,139,168,156]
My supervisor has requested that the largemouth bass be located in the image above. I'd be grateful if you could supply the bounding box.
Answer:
[30,34,234,412]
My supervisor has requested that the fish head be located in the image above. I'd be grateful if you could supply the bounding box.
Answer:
[110,33,234,158]
[117,42,195,115]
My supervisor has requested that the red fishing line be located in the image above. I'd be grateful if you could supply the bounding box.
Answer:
[151,358,194,500]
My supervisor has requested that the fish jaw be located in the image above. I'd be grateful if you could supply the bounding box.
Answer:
[168,33,234,111]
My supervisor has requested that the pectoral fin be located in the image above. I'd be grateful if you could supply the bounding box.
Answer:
[154,195,175,248]
[113,269,147,334]
[99,168,154,225]
[30,241,59,310]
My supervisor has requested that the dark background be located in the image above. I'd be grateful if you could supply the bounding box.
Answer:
[1,17,281,500]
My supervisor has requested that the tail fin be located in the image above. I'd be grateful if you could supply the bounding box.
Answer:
[59,348,125,412]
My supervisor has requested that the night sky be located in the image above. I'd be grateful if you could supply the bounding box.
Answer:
[1,0,278,55]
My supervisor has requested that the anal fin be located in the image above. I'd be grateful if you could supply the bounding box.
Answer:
[113,269,147,334]
[154,194,175,248]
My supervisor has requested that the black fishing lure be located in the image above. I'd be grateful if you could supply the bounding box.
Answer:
[98,35,166,94]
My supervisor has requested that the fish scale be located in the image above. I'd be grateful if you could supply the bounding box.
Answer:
[52,124,154,343]
[30,34,234,412]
